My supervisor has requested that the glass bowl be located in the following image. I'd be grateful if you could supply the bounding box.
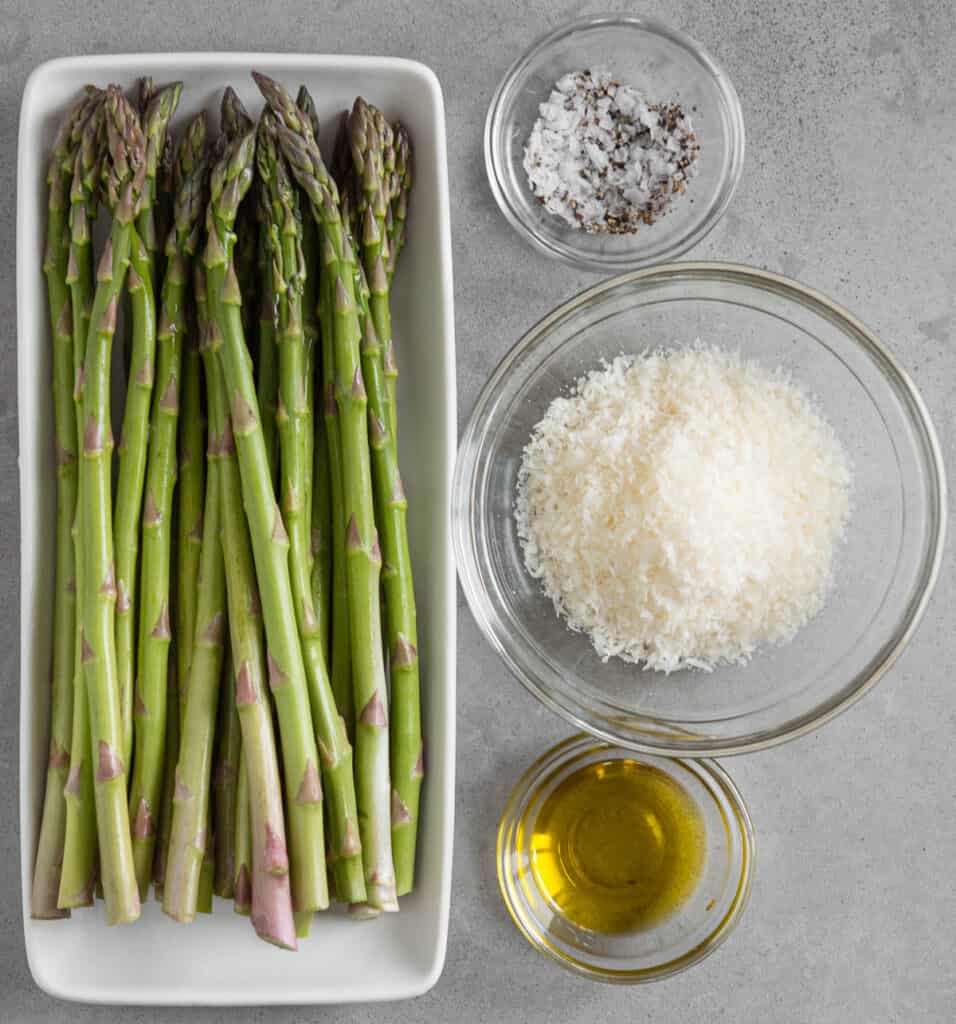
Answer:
[453,262,947,756]
[497,735,754,982]
[484,14,745,271]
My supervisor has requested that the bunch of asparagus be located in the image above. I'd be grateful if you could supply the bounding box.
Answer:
[32,74,422,950]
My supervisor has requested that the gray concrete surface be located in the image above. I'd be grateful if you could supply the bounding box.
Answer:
[2,1,955,1020]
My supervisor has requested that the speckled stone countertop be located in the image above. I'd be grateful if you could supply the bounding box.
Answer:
[2,1,954,1020]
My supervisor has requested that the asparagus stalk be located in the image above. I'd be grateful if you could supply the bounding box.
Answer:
[197,817,215,913]
[155,111,209,896]
[162,263,228,923]
[295,88,322,185]
[174,114,210,741]
[213,645,242,899]
[329,110,351,192]
[213,331,297,948]
[176,348,206,740]
[296,89,320,505]
[136,77,154,117]
[155,137,174,276]
[205,127,334,914]
[221,89,259,350]
[304,95,353,742]
[129,148,206,899]
[233,749,252,916]
[310,349,333,670]
[295,910,313,938]
[256,74,397,910]
[113,224,155,769]
[32,90,98,919]
[173,111,208,196]
[258,113,365,904]
[318,239,353,740]
[388,123,411,282]
[348,103,423,896]
[138,78,177,288]
[115,84,181,767]
[58,98,105,911]
[135,81,182,287]
[255,117,280,485]
[79,86,146,926]
[151,652,177,897]
[297,86,326,660]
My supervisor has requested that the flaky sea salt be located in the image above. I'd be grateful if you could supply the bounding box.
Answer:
[522,69,700,233]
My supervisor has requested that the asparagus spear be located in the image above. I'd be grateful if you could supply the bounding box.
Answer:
[213,331,297,948]
[155,111,209,896]
[329,110,351,191]
[197,815,215,913]
[162,262,228,923]
[295,88,322,176]
[135,81,181,287]
[151,652,177,898]
[58,98,105,911]
[310,349,333,670]
[155,137,174,275]
[220,85,253,143]
[232,748,252,916]
[255,73,397,910]
[115,83,181,768]
[388,123,411,282]
[221,89,259,350]
[176,369,206,741]
[78,86,146,926]
[294,84,319,573]
[113,224,155,768]
[205,127,333,914]
[348,102,423,896]
[128,148,206,899]
[258,113,365,904]
[138,77,177,287]
[136,77,154,117]
[318,229,353,741]
[172,114,209,723]
[32,90,98,919]
[213,644,242,899]
[255,116,280,484]
[302,94,354,743]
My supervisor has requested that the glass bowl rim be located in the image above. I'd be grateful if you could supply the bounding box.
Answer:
[453,261,949,757]
[483,12,747,271]
[496,733,756,983]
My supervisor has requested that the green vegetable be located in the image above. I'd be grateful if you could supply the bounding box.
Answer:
[115,84,181,768]
[129,145,205,899]
[162,262,228,924]
[79,86,145,925]
[58,95,104,912]
[206,127,331,914]
[348,100,422,896]
[256,73,397,910]
[33,88,99,919]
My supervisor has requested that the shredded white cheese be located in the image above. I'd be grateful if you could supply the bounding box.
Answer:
[514,347,851,672]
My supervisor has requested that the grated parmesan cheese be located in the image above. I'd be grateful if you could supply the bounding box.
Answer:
[514,347,852,672]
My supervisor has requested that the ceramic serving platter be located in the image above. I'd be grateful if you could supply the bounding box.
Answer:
[17,52,456,1005]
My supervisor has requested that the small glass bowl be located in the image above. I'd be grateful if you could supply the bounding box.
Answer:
[484,13,745,271]
[453,263,947,756]
[498,735,755,982]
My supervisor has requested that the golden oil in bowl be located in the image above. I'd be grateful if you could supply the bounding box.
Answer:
[522,759,706,934]
[498,736,754,982]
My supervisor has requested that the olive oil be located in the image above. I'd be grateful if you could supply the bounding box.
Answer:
[522,759,706,934]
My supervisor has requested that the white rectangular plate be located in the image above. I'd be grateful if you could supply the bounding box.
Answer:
[18,52,456,1005]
